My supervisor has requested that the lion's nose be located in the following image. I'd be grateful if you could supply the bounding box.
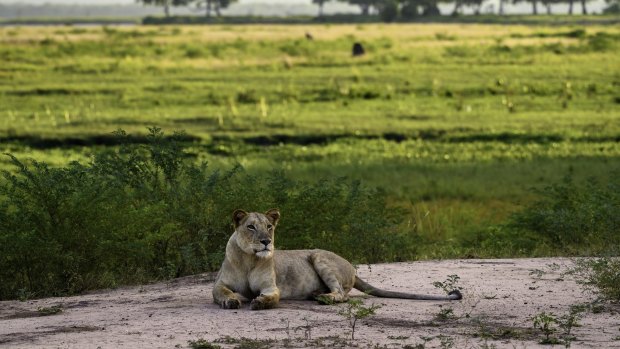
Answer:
[260,239,271,246]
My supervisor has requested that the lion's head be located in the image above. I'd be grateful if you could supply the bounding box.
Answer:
[232,209,280,258]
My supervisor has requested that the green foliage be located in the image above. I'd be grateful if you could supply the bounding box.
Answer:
[37,304,63,316]
[509,173,620,253]
[570,258,620,302]
[0,127,402,300]
[434,306,456,321]
[532,306,586,346]
[532,312,560,344]
[432,274,462,294]
[338,299,381,340]
[188,339,222,349]
[213,336,274,349]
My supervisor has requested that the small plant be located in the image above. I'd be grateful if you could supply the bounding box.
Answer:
[301,316,313,340]
[37,304,63,316]
[438,335,455,349]
[188,339,221,349]
[532,312,561,345]
[557,305,586,348]
[435,305,456,321]
[280,318,291,346]
[213,337,273,349]
[432,274,463,295]
[529,269,546,278]
[338,299,381,340]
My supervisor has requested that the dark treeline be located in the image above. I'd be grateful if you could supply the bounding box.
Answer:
[143,0,617,19]
[340,0,616,17]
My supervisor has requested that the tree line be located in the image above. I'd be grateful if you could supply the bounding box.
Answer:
[317,0,600,17]
[140,0,238,17]
[140,0,616,18]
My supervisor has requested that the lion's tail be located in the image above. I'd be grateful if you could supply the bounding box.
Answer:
[354,276,462,301]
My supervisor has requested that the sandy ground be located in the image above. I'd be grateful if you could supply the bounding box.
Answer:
[1,258,619,349]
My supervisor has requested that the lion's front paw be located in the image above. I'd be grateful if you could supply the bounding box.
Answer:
[221,298,241,309]
[315,292,347,305]
[249,297,276,310]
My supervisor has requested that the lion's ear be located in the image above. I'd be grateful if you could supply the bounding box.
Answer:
[233,209,248,228]
[265,209,280,225]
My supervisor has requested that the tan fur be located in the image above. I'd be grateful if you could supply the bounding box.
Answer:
[212,210,462,310]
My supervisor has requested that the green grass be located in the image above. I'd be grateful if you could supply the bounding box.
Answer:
[0,23,618,298]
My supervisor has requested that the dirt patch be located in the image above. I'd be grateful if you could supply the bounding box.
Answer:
[1,258,619,348]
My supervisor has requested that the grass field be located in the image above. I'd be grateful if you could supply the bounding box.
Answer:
[0,23,619,297]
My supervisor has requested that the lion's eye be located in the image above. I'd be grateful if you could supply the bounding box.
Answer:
[247,225,256,230]
[267,224,273,230]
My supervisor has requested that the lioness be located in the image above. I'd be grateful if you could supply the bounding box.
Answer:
[213,209,462,310]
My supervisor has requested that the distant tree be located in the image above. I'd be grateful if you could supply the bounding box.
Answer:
[378,0,399,21]
[192,0,237,17]
[449,0,485,15]
[138,0,191,17]
[565,0,592,13]
[540,0,560,14]
[513,0,538,14]
[417,0,441,15]
[214,0,237,16]
[313,0,329,16]
[342,0,443,17]
[450,0,463,15]
[603,0,619,13]
[498,0,506,14]
[339,0,382,15]
[400,0,419,18]
[465,0,486,14]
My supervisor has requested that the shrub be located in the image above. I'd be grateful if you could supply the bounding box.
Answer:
[0,127,406,300]
[570,258,620,303]
[509,173,620,253]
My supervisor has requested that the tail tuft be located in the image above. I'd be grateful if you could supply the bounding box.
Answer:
[448,290,462,300]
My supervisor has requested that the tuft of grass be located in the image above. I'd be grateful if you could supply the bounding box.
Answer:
[532,312,561,345]
[188,339,221,349]
[37,304,63,316]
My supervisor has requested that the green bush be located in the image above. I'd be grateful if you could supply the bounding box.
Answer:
[509,173,620,254]
[570,258,620,302]
[0,128,407,300]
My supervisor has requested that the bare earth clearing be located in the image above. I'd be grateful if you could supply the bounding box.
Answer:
[1,258,619,349]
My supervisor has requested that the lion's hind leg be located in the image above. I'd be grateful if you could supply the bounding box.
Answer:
[309,252,351,304]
